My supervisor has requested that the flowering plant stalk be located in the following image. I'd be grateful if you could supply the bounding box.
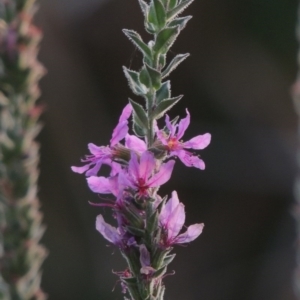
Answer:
[0,1,47,299]
[73,0,211,298]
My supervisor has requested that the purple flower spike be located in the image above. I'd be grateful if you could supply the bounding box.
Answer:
[159,191,204,247]
[121,151,175,197]
[96,214,122,245]
[157,109,211,170]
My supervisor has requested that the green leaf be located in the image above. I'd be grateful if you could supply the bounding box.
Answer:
[153,26,180,54]
[152,248,173,269]
[161,53,190,78]
[123,67,147,95]
[123,29,152,60]
[126,226,145,237]
[161,253,176,267]
[138,0,149,15]
[152,266,167,279]
[147,0,166,31]
[152,95,182,119]
[139,66,151,88]
[139,64,161,90]
[158,53,166,68]
[146,210,159,234]
[168,0,177,10]
[129,99,149,129]
[166,0,194,22]
[133,122,146,137]
[168,15,192,30]
[156,81,171,104]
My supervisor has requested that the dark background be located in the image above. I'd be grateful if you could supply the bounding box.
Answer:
[35,0,298,299]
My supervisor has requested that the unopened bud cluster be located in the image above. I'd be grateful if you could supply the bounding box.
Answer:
[72,0,211,299]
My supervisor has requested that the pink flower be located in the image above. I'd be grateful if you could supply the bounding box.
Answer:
[156,109,211,170]
[159,191,204,247]
[71,104,132,176]
[120,151,175,197]
[96,214,123,245]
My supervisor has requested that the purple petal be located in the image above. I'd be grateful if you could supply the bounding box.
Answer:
[165,114,176,136]
[156,130,168,146]
[148,160,175,187]
[88,143,103,155]
[177,150,205,170]
[139,151,155,181]
[175,223,204,244]
[184,133,211,150]
[160,191,180,225]
[87,176,112,194]
[119,103,133,122]
[125,134,147,153]
[176,109,190,139]
[167,202,185,238]
[128,152,140,179]
[71,164,91,174]
[96,214,121,244]
[118,170,135,190]
[139,244,150,267]
[86,160,104,176]
[110,120,128,146]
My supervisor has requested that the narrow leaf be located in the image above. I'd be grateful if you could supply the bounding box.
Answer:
[123,29,152,60]
[158,53,166,68]
[123,67,147,95]
[153,26,180,54]
[152,266,167,279]
[166,0,194,22]
[138,0,149,15]
[146,211,159,234]
[161,53,190,78]
[145,63,161,89]
[156,81,171,104]
[129,99,149,129]
[152,95,182,119]
[161,254,176,267]
[133,122,146,137]
[168,0,177,10]
[139,66,151,88]
[126,226,145,237]
[148,0,166,31]
[168,15,192,30]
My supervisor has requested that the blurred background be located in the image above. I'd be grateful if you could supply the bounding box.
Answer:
[35,0,298,299]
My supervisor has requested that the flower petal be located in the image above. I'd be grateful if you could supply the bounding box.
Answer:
[139,151,155,181]
[87,176,112,194]
[160,191,180,225]
[176,109,190,139]
[96,214,121,244]
[184,133,211,150]
[165,114,174,135]
[119,103,133,122]
[148,160,175,187]
[175,223,204,244]
[88,143,104,155]
[167,202,185,239]
[110,120,128,146]
[85,160,104,176]
[156,130,168,146]
[128,152,140,179]
[71,164,91,174]
[125,134,147,153]
[177,150,205,170]
[110,104,133,146]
